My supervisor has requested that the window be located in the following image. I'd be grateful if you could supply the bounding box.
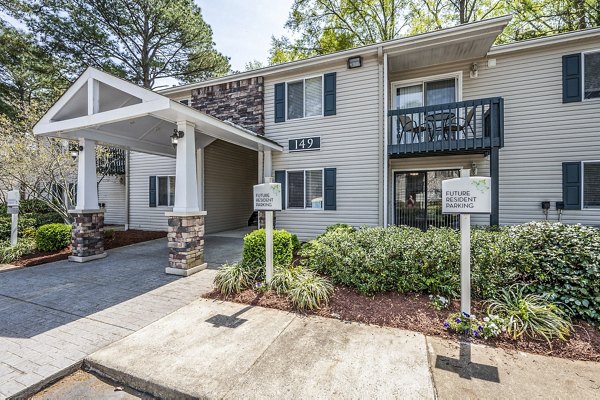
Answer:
[287,76,323,120]
[584,52,600,100]
[156,176,176,206]
[395,77,457,108]
[287,170,323,209]
[583,162,600,208]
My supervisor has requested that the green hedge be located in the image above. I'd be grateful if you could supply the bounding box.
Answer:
[0,200,64,241]
[242,229,294,279]
[35,223,72,251]
[300,222,600,326]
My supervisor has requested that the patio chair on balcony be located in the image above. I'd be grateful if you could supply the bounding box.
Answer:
[397,115,429,144]
[444,107,476,139]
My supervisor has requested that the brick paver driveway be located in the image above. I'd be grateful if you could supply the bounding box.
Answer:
[0,235,241,399]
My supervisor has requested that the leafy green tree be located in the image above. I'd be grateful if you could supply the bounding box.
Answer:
[19,0,230,88]
[269,0,406,64]
[0,21,67,119]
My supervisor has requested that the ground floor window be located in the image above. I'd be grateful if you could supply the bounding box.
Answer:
[287,169,323,209]
[156,176,176,207]
[583,161,600,208]
[394,169,460,229]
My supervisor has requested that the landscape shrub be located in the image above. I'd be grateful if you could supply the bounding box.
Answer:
[242,228,294,269]
[0,200,64,241]
[301,222,600,326]
[506,222,600,326]
[291,234,301,253]
[214,262,253,295]
[486,284,572,341]
[287,268,333,310]
[35,223,72,251]
[270,264,303,295]
[0,238,37,264]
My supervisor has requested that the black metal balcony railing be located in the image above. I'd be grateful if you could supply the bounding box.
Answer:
[388,97,504,156]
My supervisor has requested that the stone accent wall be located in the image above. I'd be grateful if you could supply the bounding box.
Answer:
[167,214,206,272]
[258,211,277,229]
[70,211,105,258]
[191,77,264,135]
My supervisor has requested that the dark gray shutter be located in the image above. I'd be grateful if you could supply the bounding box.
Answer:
[563,162,581,209]
[274,83,285,122]
[275,170,286,210]
[324,168,336,210]
[323,72,337,116]
[563,53,582,103]
[149,176,157,207]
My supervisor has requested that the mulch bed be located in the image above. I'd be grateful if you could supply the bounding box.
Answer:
[204,286,600,362]
[12,229,166,267]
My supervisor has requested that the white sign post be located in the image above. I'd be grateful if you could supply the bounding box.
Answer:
[442,171,491,315]
[253,179,282,284]
[7,190,20,247]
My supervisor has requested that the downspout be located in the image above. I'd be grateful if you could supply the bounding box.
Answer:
[383,52,389,227]
[124,149,130,231]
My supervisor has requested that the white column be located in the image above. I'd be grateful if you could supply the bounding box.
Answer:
[173,121,199,214]
[263,149,272,180]
[196,147,205,211]
[258,151,264,184]
[460,169,471,315]
[76,137,99,210]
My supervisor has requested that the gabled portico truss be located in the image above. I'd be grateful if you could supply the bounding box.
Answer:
[34,67,282,275]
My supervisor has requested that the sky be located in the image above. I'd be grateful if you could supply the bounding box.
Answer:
[197,0,295,71]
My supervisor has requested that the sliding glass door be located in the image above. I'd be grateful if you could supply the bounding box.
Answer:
[394,169,460,230]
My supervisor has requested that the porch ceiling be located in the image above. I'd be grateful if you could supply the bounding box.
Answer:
[33,68,282,157]
[385,16,511,73]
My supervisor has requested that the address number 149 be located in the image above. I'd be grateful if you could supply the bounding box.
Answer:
[289,136,321,152]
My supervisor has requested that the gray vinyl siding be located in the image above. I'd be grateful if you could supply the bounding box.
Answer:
[389,36,600,227]
[204,139,257,233]
[98,176,125,225]
[129,151,175,231]
[265,55,383,239]
[389,154,490,226]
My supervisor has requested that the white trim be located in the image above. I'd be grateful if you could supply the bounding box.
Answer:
[285,168,325,210]
[284,74,325,121]
[159,15,512,96]
[383,53,389,226]
[155,175,176,207]
[581,160,600,210]
[582,50,600,102]
[488,26,600,56]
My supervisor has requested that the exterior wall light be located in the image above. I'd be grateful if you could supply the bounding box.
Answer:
[171,129,184,148]
[71,145,83,160]
[347,56,362,69]
[470,62,479,78]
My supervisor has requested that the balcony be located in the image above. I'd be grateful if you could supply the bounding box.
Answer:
[387,97,504,157]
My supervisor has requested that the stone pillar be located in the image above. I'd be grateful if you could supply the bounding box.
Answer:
[165,211,207,276]
[68,209,107,263]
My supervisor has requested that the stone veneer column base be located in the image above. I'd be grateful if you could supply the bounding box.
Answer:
[68,209,106,263]
[165,211,207,276]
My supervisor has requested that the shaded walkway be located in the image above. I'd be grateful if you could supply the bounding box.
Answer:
[0,237,240,398]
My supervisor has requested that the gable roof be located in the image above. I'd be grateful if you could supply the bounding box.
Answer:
[33,67,282,157]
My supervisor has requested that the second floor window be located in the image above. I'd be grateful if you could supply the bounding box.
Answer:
[584,51,600,100]
[287,76,323,119]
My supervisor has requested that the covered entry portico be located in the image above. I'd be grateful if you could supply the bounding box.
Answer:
[33,67,282,276]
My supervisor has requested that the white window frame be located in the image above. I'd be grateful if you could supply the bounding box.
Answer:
[582,50,600,102]
[390,71,463,107]
[581,160,600,210]
[285,75,324,121]
[286,168,325,210]
[156,175,176,207]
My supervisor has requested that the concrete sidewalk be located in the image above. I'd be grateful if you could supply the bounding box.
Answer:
[0,235,242,399]
[87,299,436,399]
